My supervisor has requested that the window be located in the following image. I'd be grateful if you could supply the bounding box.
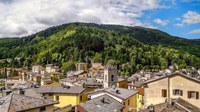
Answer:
[56,96,59,101]
[173,89,183,96]
[80,95,82,101]
[111,75,114,81]
[161,89,167,97]
[19,90,25,95]
[49,93,53,96]
[40,107,46,112]
[128,100,130,105]
[188,91,199,99]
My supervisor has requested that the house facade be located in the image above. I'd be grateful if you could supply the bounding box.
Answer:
[35,86,91,110]
[143,73,200,108]
[76,63,87,71]
[32,65,44,73]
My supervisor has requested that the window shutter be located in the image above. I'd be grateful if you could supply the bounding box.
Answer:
[196,92,199,99]
[180,90,183,96]
[188,91,191,99]
[173,89,175,95]
[162,89,167,97]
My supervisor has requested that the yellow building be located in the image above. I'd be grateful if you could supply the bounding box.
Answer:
[117,77,128,89]
[49,72,60,79]
[76,63,87,71]
[0,93,58,112]
[26,72,42,85]
[88,87,141,112]
[35,86,90,111]
[137,93,143,109]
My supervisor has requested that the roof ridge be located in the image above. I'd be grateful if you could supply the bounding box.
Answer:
[7,93,14,112]
[13,93,52,102]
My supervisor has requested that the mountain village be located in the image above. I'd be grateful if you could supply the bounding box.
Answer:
[0,63,200,112]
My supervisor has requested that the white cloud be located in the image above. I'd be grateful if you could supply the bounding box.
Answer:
[182,11,200,24]
[153,18,169,26]
[189,29,200,34]
[175,23,184,27]
[175,11,200,27]
[175,18,181,21]
[0,0,161,37]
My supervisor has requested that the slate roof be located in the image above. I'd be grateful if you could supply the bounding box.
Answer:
[105,88,138,100]
[141,98,200,112]
[12,88,42,98]
[46,64,54,67]
[128,80,145,87]
[143,73,200,84]
[85,78,102,86]
[176,98,200,112]
[117,77,126,82]
[11,81,33,90]
[0,93,58,112]
[35,86,86,94]
[26,72,43,77]
[89,87,138,100]
[79,94,124,112]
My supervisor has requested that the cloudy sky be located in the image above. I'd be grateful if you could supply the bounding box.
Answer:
[0,0,199,39]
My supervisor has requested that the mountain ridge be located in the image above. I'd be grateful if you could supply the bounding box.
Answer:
[0,22,199,74]
[20,22,200,57]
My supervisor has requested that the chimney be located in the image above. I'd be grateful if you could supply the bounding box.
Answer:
[116,90,120,94]
[18,89,25,95]
[62,85,70,89]
[101,97,105,103]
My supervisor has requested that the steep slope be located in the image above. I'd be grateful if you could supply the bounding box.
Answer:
[21,23,200,57]
[0,23,199,74]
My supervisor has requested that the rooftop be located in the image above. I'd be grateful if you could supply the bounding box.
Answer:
[79,94,124,112]
[141,98,200,112]
[0,93,58,112]
[89,87,138,100]
[143,73,200,85]
[35,86,86,94]
[105,88,138,100]
[128,80,145,87]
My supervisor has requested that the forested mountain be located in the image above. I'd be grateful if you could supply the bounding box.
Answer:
[0,23,200,75]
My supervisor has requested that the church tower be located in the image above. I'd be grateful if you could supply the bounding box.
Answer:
[103,65,118,88]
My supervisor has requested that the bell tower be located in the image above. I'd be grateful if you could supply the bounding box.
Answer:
[103,65,118,88]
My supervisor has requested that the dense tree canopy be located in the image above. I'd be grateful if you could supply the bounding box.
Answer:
[0,23,200,75]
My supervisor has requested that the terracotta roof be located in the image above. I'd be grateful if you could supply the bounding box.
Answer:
[0,93,58,112]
